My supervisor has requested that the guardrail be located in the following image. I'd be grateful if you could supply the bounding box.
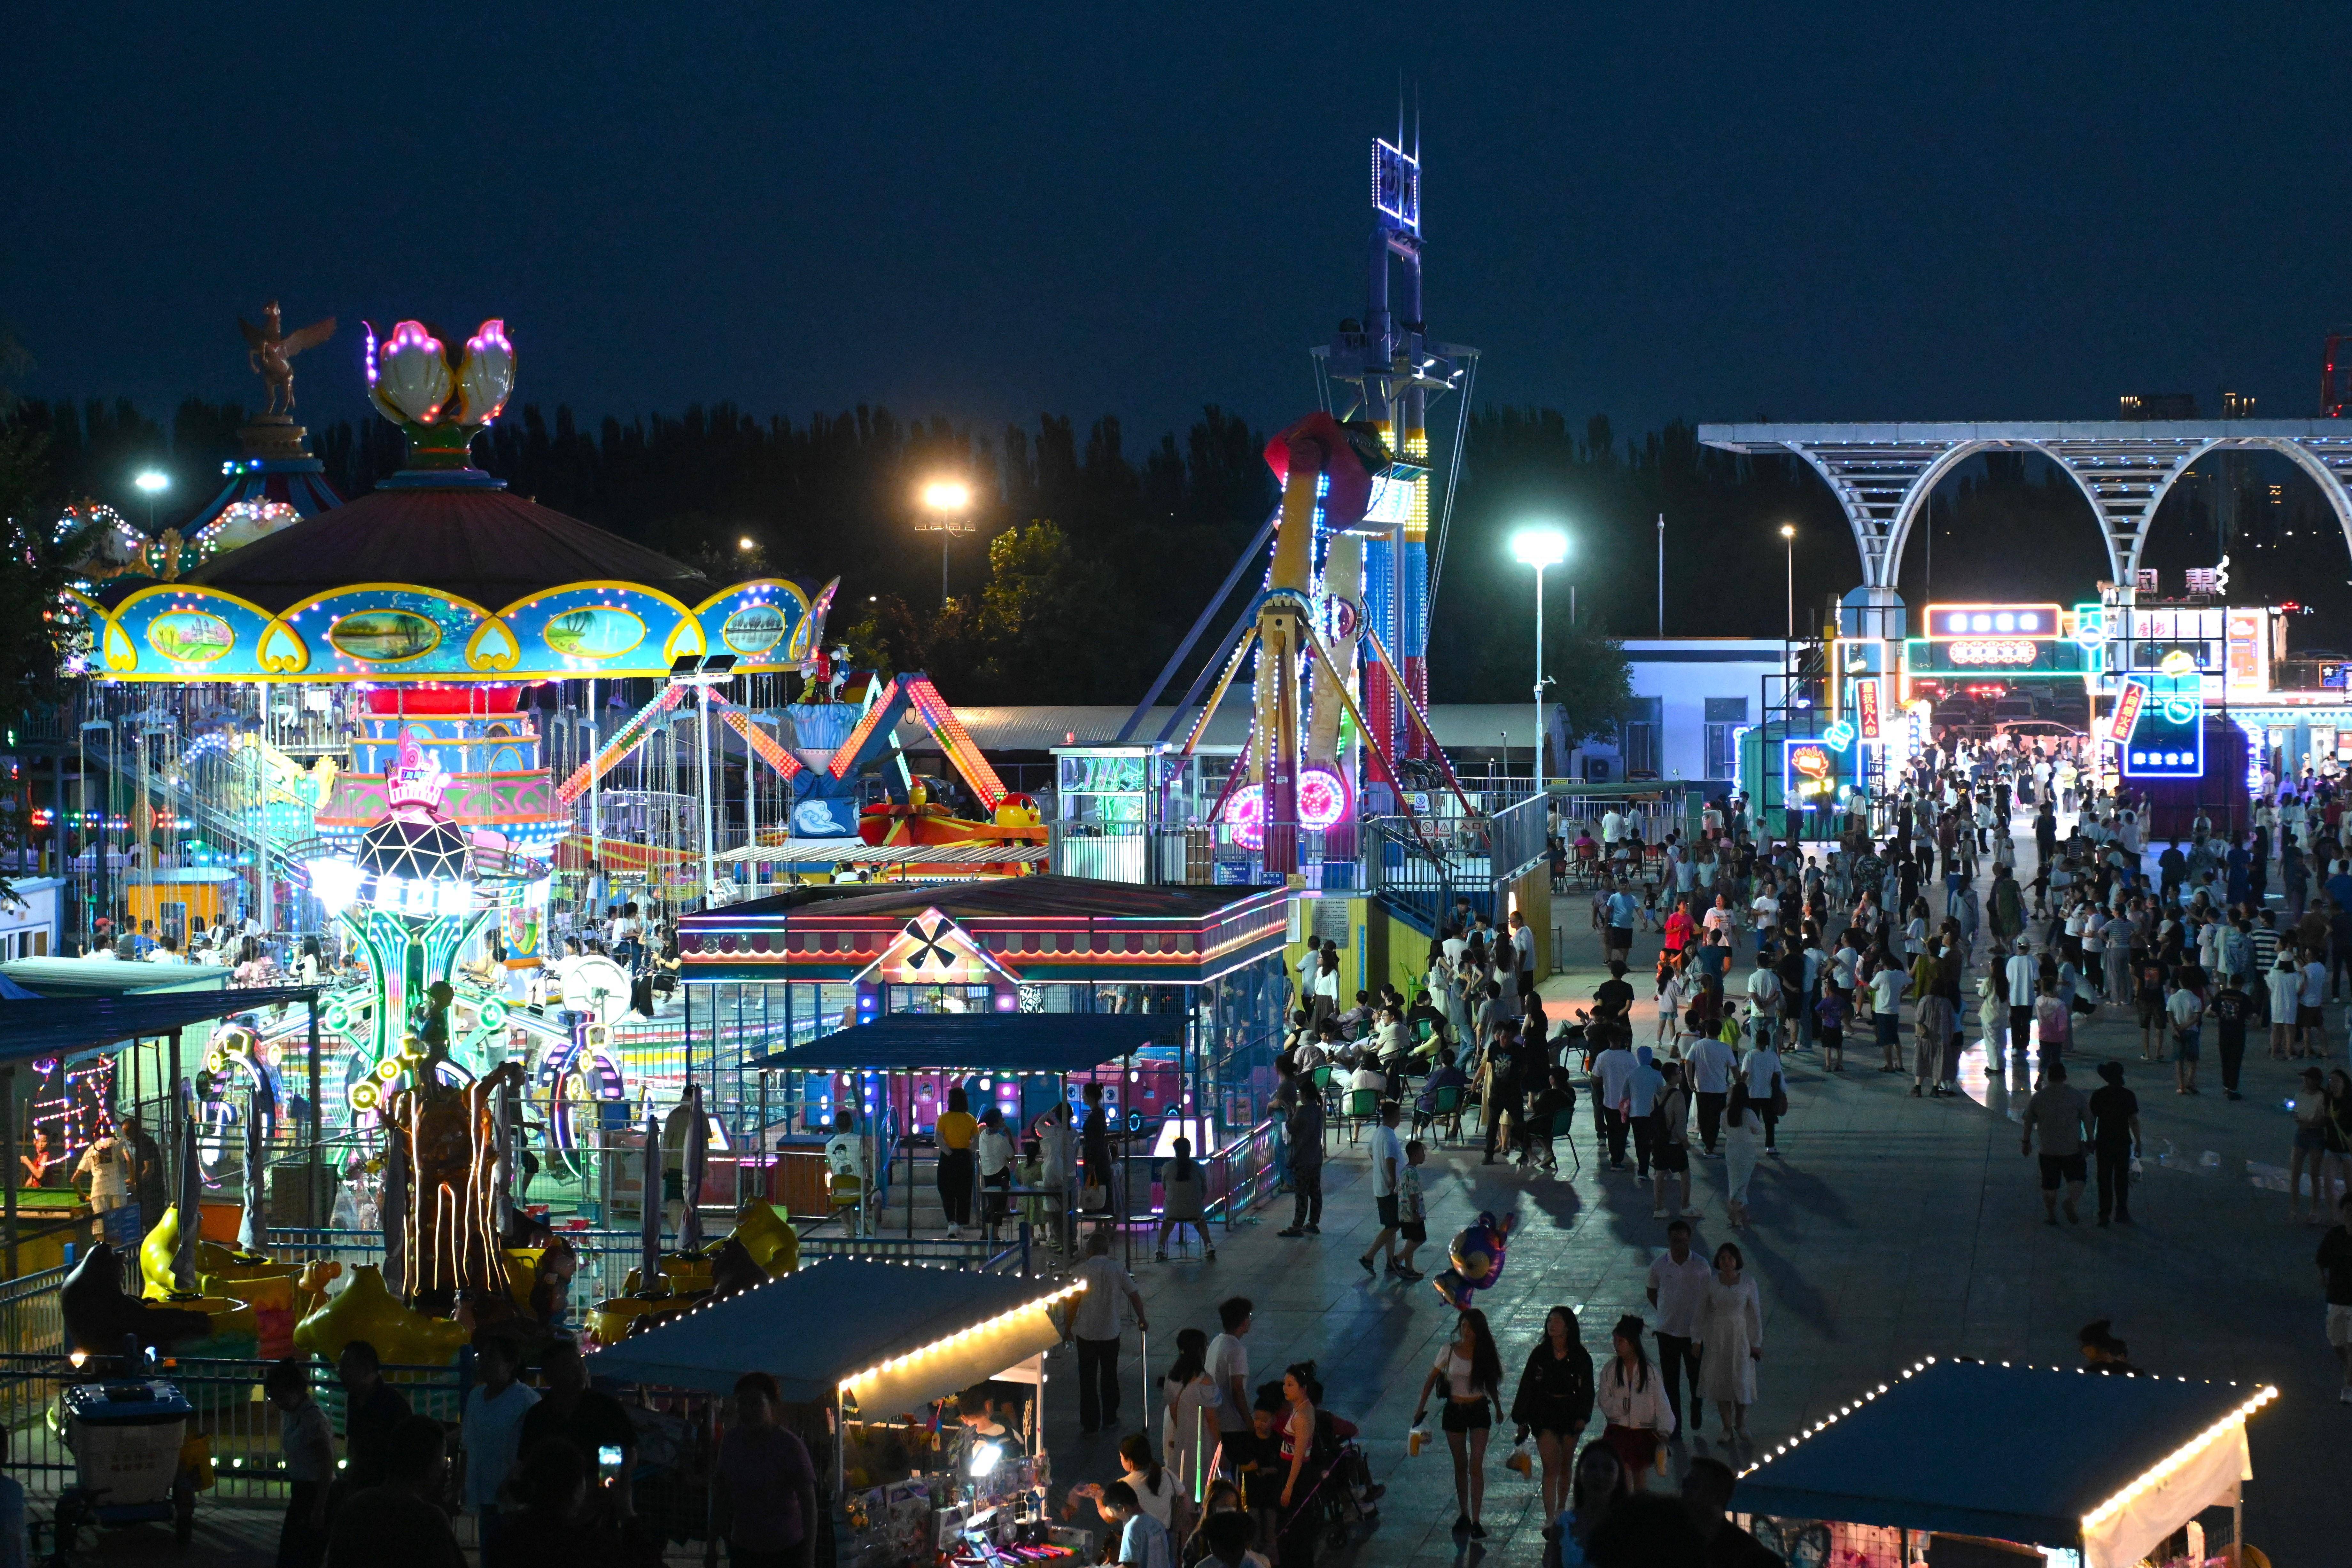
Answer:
[1205,1119,1281,1224]
[0,1351,463,1502]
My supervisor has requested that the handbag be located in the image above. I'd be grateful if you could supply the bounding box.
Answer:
[1080,1183,1107,1211]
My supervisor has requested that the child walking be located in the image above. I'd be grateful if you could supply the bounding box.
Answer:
[1395,1140,1429,1279]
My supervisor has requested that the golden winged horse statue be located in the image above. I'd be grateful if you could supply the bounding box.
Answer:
[238,301,336,416]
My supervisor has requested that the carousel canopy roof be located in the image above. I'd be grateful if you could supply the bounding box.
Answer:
[747,1011,1170,1075]
[161,486,714,613]
[698,873,1250,927]
[0,985,320,1065]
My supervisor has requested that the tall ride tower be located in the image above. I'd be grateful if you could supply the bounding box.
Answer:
[1314,121,1477,769]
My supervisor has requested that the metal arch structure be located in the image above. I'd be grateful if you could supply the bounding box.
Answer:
[1699,422,2352,587]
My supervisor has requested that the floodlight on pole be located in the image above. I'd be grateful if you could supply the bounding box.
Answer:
[1510,527,1570,792]
[1779,523,1797,640]
[915,478,978,604]
[134,469,170,533]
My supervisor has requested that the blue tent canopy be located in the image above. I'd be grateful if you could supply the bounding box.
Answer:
[746,1012,1170,1076]
[0,986,319,1067]
[585,1257,1058,1402]
[1733,1359,2260,1553]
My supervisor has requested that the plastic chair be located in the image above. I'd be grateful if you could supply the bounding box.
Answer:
[1547,1107,1583,1177]
[829,1171,866,1236]
[1342,1087,1380,1143]
[1419,1084,1463,1145]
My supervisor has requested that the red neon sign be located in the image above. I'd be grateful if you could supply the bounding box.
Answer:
[2108,680,2147,743]
[1856,678,1882,741]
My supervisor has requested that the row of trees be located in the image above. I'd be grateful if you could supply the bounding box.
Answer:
[16,386,2349,736]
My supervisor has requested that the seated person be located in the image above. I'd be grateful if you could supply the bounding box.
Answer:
[1520,1068,1574,1171]
[1413,1050,1470,1133]
[1335,991,1373,1039]
[1346,1057,1387,1097]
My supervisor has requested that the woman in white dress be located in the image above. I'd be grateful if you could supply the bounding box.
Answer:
[1160,1328,1220,1525]
[1695,1241,1763,1443]
[1721,1083,1761,1228]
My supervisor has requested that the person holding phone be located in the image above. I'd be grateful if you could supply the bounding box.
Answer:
[518,1340,635,1503]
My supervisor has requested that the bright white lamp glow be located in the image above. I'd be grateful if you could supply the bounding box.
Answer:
[968,1440,1003,1476]
[134,470,170,494]
[921,479,973,513]
[1509,527,1569,569]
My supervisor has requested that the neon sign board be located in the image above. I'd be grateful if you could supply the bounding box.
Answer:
[1923,603,2063,641]
[1855,678,1882,741]
[1782,738,1842,803]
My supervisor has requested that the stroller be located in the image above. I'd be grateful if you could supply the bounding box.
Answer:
[1293,1407,1382,1550]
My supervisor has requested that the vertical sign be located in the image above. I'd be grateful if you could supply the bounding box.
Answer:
[1855,678,1883,741]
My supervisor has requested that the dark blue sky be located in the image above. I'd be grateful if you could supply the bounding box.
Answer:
[8,4,2348,450]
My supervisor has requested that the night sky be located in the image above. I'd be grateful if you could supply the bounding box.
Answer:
[9,5,2350,453]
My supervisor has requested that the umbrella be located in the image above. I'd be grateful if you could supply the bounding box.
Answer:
[381,1122,409,1301]
[237,1087,268,1254]
[639,1108,661,1285]
[171,1086,200,1295]
[680,1084,707,1254]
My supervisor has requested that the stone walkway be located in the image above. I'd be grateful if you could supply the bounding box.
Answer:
[1039,848,2337,1566]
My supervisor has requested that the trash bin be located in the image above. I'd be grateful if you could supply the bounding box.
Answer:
[58,1380,191,1509]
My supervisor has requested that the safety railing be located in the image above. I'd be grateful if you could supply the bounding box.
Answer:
[0,1267,70,1362]
[1204,1119,1282,1224]
[0,1352,464,1502]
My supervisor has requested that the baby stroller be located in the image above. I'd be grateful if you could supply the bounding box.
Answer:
[1295,1408,1382,1549]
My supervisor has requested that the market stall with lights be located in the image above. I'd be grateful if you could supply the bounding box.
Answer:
[587,1257,1087,1566]
[1729,1357,2277,1568]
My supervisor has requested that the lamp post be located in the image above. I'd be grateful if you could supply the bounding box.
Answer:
[1779,524,1797,640]
[134,469,170,533]
[1510,527,1570,793]
[916,479,976,605]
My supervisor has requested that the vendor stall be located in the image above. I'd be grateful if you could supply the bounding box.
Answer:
[1730,1357,2278,1568]
[588,1257,1088,1567]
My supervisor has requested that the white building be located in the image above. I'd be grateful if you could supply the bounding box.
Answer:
[0,877,64,961]
[1613,639,1787,784]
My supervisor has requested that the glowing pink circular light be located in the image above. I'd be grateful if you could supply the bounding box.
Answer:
[1297,767,1351,829]
[1223,784,1265,850]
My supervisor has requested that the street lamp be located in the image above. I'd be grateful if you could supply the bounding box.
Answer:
[916,479,976,605]
[134,469,169,533]
[1510,526,1570,792]
[1779,523,1797,639]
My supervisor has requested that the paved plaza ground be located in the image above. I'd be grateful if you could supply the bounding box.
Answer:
[1029,857,2338,1566]
[42,844,2343,1566]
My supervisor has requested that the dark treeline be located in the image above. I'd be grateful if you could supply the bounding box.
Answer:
[17,393,2341,708]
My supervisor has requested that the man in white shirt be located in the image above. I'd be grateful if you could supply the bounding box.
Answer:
[1625,1050,1665,1181]
[1206,1296,1253,1462]
[1740,1037,1785,1157]
[460,1336,539,1549]
[2004,940,2039,1068]
[1645,1219,1713,1433]
[1687,1029,1736,1155]
[1601,807,1625,845]
[1358,1103,1411,1280]
[1594,1037,1638,1170]
[1510,912,1537,995]
[1744,953,1783,1048]
[1071,1230,1149,1434]
[1750,888,1780,949]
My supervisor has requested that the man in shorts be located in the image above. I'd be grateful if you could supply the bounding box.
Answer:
[2320,1194,2352,1403]
[2022,1061,2089,1225]
[2299,947,2330,1057]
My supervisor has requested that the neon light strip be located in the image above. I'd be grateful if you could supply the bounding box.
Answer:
[902,676,1008,811]
[712,700,803,780]
[828,679,900,780]
[1180,625,1261,758]
[555,683,689,805]
[1299,619,1441,855]
[2080,1384,2274,1529]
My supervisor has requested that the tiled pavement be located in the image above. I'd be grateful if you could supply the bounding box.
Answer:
[1038,865,2339,1565]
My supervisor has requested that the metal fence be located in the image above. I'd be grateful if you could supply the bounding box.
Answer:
[0,1351,464,1503]
[0,1267,69,1362]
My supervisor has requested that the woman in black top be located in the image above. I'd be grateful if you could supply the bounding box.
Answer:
[1510,1305,1596,1521]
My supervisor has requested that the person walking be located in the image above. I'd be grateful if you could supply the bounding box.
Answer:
[265,1358,335,1568]
[2293,1066,2332,1224]
[2318,1195,2352,1405]
[1161,1330,1220,1508]
[1869,956,1907,1075]
[714,1371,819,1568]
[1644,1221,1710,1438]
[1357,1102,1407,1278]
[2088,1062,2142,1226]
[1738,1030,1785,1158]
[1594,1316,1675,1492]
[2167,968,2208,1095]
[1686,1025,1734,1157]
[1274,1082,1324,1238]
[1412,1308,1507,1538]
[1648,1062,1700,1220]
[1205,1296,1253,1479]
[1695,1243,1763,1445]
[935,1087,979,1239]
[1510,1305,1596,1523]
[2022,1062,2090,1226]
[1070,1229,1150,1435]
[1721,1085,1761,1229]
[2210,969,2254,1100]
[458,1335,539,1556]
